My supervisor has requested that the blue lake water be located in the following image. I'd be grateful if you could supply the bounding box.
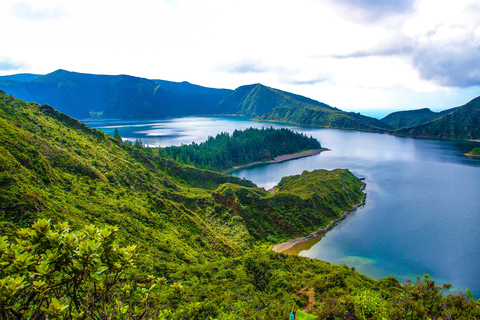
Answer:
[84,117,480,295]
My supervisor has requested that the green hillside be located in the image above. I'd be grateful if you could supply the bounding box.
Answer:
[1,91,478,319]
[381,107,459,129]
[256,105,391,132]
[214,83,336,116]
[395,96,480,139]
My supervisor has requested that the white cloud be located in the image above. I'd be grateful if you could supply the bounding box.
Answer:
[1,0,479,113]
[13,1,68,20]
[0,57,29,71]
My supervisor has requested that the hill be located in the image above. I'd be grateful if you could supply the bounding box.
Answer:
[395,96,480,139]
[381,107,459,129]
[0,70,230,120]
[214,83,336,116]
[214,83,391,132]
[256,105,392,132]
[1,71,392,133]
[1,92,478,318]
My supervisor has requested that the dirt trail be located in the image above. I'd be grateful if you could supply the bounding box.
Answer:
[298,287,316,312]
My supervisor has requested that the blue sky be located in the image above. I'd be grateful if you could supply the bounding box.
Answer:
[1,0,479,117]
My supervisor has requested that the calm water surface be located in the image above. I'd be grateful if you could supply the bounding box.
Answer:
[85,117,480,295]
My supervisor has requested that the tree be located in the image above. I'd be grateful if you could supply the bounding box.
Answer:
[134,138,144,149]
[113,128,122,141]
[0,219,166,319]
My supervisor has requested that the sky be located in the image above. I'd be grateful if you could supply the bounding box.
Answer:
[1,0,480,118]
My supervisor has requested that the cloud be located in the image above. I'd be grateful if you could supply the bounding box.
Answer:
[413,40,480,88]
[329,38,415,59]
[0,57,28,71]
[13,1,68,20]
[405,1,480,88]
[325,0,417,23]
[217,60,270,74]
[280,75,331,86]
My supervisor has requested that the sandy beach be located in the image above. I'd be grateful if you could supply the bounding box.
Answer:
[272,182,366,254]
[223,148,329,174]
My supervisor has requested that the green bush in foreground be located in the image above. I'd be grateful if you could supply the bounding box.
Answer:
[0,219,167,319]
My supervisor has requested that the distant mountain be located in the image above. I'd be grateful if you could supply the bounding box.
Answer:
[152,79,232,114]
[381,107,459,129]
[0,70,391,132]
[0,73,41,82]
[214,83,337,117]
[395,96,480,139]
[0,70,230,119]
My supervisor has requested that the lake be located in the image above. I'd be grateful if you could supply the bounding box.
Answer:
[84,117,480,295]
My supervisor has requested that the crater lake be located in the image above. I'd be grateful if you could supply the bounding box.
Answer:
[85,116,480,296]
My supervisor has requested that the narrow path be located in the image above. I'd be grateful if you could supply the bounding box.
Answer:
[298,287,316,312]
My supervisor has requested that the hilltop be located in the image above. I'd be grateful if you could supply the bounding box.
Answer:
[380,107,459,129]
[215,83,391,132]
[214,83,336,116]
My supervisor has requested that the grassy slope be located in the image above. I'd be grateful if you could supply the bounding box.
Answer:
[215,83,335,117]
[1,91,478,318]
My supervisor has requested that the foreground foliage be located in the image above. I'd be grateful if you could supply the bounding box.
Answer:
[0,220,165,319]
[1,92,480,319]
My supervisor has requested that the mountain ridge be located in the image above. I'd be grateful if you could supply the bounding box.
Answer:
[381,106,459,129]
[394,96,480,139]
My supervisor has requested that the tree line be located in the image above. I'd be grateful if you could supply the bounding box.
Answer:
[157,127,321,171]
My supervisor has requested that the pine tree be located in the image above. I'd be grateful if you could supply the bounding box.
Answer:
[113,128,122,141]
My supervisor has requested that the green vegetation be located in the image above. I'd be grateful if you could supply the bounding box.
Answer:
[380,107,459,129]
[466,147,480,157]
[158,127,321,171]
[214,83,335,117]
[256,106,391,132]
[395,96,480,139]
[1,91,480,318]
[0,219,165,319]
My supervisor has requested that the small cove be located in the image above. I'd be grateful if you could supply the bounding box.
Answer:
[85,116,480,296]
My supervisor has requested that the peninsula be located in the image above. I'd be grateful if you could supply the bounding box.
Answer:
[223,148,329,174]
[158,126,323,172]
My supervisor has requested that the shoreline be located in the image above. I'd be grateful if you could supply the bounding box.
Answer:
[223,148,329,174]
[272,181,367,254]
